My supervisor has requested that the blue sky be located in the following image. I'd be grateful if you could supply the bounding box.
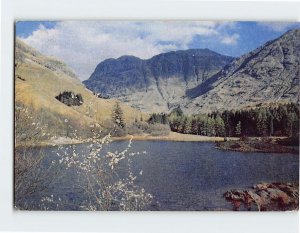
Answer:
[16,21,300,80]
[16,21,56,38]
[188,21,300,57]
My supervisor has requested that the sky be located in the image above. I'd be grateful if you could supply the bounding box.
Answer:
[16,21,300,81]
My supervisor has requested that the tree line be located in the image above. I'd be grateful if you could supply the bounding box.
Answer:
[148,103,299,138]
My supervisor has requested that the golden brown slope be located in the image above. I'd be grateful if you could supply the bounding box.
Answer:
[15,39,146,138]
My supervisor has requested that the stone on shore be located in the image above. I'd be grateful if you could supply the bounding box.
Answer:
[224,182,299,211]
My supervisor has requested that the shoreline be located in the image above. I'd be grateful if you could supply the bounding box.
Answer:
[15,137,84,148]
[16,133,297,155]
[16,132,238,148]
[111,132,239,142]
[217,138,299,154]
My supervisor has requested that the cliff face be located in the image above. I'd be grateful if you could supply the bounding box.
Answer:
[83,49,233,113]
[184,29,300,114]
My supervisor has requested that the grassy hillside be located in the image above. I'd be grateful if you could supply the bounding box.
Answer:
[15,39,147,139]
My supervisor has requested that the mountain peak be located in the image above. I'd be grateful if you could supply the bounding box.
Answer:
[84,29,299,114]
[184,27,300,113]
[84,48,233,113]
[118,55,141,60]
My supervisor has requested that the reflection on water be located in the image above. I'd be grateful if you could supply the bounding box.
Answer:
[17,141,299,211]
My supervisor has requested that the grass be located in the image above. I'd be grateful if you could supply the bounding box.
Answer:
[15,39,147,139]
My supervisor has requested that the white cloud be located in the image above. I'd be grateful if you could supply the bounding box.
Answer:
[19,21,236,80]
[220,33,240,45]
[258,22,298,32]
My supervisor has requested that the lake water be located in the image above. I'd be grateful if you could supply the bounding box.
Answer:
[18,141,299,211]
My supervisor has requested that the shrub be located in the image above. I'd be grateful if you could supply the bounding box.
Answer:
[145,124,170,136]
[15,108,154,210]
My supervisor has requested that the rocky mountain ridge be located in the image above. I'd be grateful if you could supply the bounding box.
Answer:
[183,29,300,114]
[83,49,233,113]
[85,29,300,114]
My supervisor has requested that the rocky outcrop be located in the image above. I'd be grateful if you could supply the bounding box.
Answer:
[83,49,233,113]
[55,91,83,106]
[184,29,300,114]
[224,182,299,211]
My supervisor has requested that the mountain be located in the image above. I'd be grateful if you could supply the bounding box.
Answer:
[15,39,145,137]
[15,39,78,80]
[83,49,233,113]
[85,29,300,114]
[183,29,300,114]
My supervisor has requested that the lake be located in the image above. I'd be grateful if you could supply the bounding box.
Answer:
[17,140,299,211]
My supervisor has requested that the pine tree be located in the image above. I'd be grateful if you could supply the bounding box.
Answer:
[198,115,208,136]
[222,110,232,137]
[235,121,242,137]
[268,113,274,136]
[112,102,125,128]
[206,117,215,136]
[190,118,198,135]
[256,109,268,136]
[180,117,190,134]
[287,112,298,138]
[162,114,168,124]
[215,115,225,137]
[196,116,202,135]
